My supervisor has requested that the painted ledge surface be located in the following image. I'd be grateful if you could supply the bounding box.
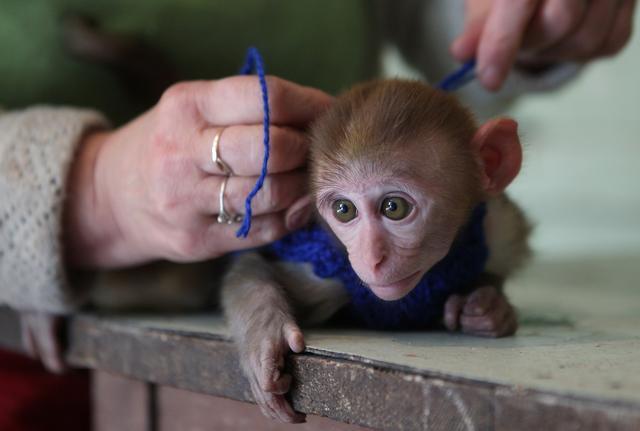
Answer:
[94,253,640,407]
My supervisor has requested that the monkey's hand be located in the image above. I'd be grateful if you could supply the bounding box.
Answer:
[20,311,67,373]
[443,286,517,337]
[239,316,306,423]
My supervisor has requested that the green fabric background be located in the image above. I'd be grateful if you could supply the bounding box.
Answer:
[0,0,377,124]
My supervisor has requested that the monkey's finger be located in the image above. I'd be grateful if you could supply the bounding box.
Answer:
[197,125,309,176]
[502,310,519,337]
[460,296,509,333]
[250,380,278,421]
[476,0,541,90]
[188,75,334,128]
[257,347,283,393]
[267,393,306,424]
[265,373,293,395]
[473,308,519,338]
[195,171,307,218]
[521,0,588,52]
[283,322,305,353]
[462,286,499,316]
[443,294,465,331]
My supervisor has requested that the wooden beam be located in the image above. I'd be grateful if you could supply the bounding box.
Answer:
[66,314,640,431]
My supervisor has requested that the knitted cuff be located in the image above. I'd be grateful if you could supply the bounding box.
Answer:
[0,106,109,313]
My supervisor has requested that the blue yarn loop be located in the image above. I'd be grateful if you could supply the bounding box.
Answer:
[268,204,488,330]
[235,47,271,238]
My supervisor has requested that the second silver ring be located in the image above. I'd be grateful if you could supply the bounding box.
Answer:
[217,176,243,224]
[211,127,234,175]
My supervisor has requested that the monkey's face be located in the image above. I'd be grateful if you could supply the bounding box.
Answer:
[309,80,523,301]
[317,174,469,301]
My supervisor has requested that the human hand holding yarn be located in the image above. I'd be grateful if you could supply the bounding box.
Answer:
[64,76,332,268]
[452,0,635,90]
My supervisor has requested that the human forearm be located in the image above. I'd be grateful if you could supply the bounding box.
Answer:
[63,130,129,268]
[0,106,108,313]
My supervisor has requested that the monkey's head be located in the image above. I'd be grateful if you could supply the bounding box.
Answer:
[310,80,522,301]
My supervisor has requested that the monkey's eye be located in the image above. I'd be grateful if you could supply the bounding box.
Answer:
[332,199,357,223]
[381,197,412,220]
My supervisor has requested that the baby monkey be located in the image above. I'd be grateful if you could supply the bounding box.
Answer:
[222,80,530,422]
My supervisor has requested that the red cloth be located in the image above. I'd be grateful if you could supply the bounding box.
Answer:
[0,349,89,431]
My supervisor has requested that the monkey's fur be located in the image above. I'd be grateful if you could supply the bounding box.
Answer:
[221,80,530,422]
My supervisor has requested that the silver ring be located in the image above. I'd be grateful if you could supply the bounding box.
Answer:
[211,127,234,175]
[217,176,243,224]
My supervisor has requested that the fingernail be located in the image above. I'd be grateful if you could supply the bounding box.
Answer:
[285,203,312,231]
[479,65,502,91]
[451,38,464,59]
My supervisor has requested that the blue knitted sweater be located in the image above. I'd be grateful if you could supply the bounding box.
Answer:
[267,205,489,330]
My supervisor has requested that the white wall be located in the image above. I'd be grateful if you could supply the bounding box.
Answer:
[510,12,640,258]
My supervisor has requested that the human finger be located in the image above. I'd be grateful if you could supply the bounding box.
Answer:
[476,0,542,90]
[163,76,334,128]
[536,0,618,61]
[203,212,291,257]
[522,0,588,51]
[597,0,636,57]
[34,316,66,374]
[163,212,292,261]
[195,171,307,218]
[197,125,309,176]
[451,15,487,61]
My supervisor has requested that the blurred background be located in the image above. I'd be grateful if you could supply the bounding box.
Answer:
[505,12,640,319]
[510,23,640,260]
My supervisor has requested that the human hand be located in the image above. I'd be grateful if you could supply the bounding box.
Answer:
[65,76,332,268]
[452,0,636,90]
[20,311,66,373]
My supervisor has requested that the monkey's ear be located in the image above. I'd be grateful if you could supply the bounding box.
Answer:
[471,118,522,195]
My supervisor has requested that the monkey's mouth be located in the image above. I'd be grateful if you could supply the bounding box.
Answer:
[367,271,421,301]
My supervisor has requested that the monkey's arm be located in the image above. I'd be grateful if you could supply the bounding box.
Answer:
[221,252,308,423]
[272,261,350,326]
[484,194,533,278]
[444,194,531,337]
[221,252,350,423]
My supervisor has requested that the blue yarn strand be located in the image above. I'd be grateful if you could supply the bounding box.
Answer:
[235,47,270,238]
[437,59,477,92]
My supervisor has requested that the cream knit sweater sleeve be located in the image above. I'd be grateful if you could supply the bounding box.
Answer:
[0,106,108,313]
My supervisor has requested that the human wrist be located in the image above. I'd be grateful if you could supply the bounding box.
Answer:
[64,129,125,268]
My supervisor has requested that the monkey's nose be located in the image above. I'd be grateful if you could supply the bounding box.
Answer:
[360,248,387,278]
